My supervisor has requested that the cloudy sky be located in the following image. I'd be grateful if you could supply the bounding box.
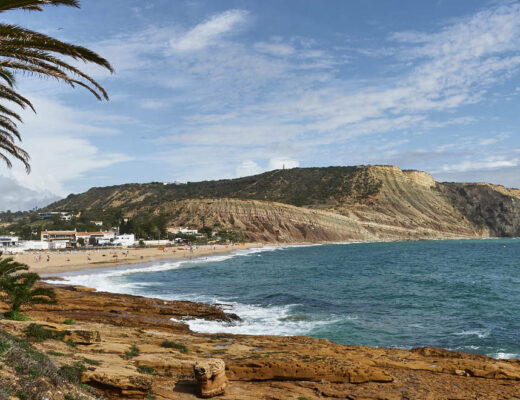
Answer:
[2,0,520,210]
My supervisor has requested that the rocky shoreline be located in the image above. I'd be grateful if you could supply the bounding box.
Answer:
[1,283,519,399]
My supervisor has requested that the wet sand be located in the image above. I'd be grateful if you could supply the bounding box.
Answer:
[10,243,264,275]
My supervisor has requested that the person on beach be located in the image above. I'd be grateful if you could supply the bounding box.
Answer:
[46,255,50,262]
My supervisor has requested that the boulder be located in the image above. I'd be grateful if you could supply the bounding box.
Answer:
[64,329,101,344]
[193,358,228,398]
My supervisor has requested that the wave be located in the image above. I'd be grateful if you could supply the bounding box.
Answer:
[181,301,339,336]
[454,329,490,339]
[44,245,283,294]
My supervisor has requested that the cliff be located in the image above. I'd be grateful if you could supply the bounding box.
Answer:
[44,165,520,241]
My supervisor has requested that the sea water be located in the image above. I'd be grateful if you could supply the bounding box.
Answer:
[51,239,520,359]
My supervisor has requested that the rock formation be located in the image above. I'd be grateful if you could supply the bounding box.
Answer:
[193,359,228,398]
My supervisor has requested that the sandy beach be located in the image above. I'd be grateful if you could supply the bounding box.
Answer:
[9,243,264,275]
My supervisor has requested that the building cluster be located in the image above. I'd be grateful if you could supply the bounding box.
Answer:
[0,215,203,253]
[0,230,135,252]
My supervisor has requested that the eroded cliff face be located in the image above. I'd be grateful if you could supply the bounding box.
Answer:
[155,166,500,242]
[47,165,520,242]
[439,182,520,237]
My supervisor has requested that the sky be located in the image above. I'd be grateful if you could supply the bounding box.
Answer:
[2,0,520,211]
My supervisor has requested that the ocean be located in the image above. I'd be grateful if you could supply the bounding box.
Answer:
[51,239,520,359]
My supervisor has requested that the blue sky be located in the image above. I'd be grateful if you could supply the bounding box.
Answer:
[2,0,520,210]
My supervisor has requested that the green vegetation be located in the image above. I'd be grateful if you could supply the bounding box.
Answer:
[59,361,87,384]
[137,365,155,374]
[161,339,189,353]
[63,318,76,325]
[3,310,31,321]
[123,344,140,359]
[0,256,56,318]
[24,323,64,342]
[0,329,63,398]
[0,0,112,172]
[46,350,64,357]
[82,357,101,366]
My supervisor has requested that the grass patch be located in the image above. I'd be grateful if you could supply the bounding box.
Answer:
[59,361,86,384]
[24,324,65,342]
[161,340,188,353]
[62,319,76,325]
[64,394,76,400]
[123,344,140,359]
[82,357,101,366]
[145,390,157,400]
[16,392,28,400]
[3,311,32,321]
[137,365,155,374]
[46,350,64,357]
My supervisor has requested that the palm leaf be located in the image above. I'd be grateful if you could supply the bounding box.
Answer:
[0,0,79,12]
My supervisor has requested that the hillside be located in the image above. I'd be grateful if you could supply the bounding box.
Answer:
[44,165,520,242]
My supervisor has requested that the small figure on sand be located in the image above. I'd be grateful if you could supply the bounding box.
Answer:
[46,255,50,262]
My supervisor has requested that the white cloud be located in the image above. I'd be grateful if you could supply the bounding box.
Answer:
[0,95,132,202]
[236,160,263,177]
[438,157,518,173]
[254,41,295,57]
[170,9,248,52]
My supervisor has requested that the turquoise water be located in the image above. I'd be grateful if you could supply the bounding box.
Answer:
[56,239,520,358]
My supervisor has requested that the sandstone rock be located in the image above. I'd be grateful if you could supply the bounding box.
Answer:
[194,358,228,398]
[64,329,101,344]
[82,370,152,399]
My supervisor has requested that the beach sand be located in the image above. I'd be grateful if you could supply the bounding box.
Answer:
[10,243,264,275]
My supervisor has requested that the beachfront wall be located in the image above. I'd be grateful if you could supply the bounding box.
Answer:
[143,239,169,246]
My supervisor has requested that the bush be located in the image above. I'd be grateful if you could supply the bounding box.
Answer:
[82,357,101,366]
[124,344,140,359]
[137,365,155,374]
[63,319,75,325]
[24,324,54,342]
[3,311,31,321]
[59,361,86,384]
[46,350,64,357]
[161,340,188,353]
[24,324,65,342]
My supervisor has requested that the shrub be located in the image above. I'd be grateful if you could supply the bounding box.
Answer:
[63,319,76,325]
[0,257,56,317]
[82,357,101,366]
[137,365,155,374]
[161,340,188,353]
[124,344,140,359]
[46,350,64,357]
[59,361,86,384]
[3,311,32,321]
[24,324,54,342]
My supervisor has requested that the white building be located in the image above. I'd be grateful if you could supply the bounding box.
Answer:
[113,234,135,247]
[0,236,18,248]
[179,228,198,235]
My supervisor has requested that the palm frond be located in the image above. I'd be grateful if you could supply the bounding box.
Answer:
[0,1,79,12]
[0,1,112,171]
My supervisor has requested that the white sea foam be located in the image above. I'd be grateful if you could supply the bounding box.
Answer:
[491,352,519,359]
[454,329,490,339]
[44,245,283,294]
[182,301,339,336]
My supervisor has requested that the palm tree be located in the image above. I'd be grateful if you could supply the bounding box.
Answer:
[0,256,56,318]
[0,0,113,171]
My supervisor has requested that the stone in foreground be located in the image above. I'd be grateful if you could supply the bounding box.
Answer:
[194,358,228,398]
